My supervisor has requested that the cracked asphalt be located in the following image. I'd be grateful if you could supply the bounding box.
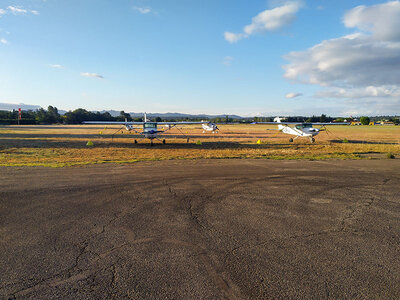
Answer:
[1,159,399,299]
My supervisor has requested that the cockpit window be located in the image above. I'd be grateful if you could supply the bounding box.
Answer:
[144,123,157,129]
[303,123,312,128]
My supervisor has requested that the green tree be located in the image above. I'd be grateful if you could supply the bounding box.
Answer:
[360,116,370,125]
[47,106,61,123]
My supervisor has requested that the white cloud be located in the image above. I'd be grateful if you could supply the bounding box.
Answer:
[133,6,152,14]
[8,6,28,14]
[49,64,62,68]
[224,1,302,43]
[1,38,8,45]
[283,0,400,113]
[222,56,234,66]
[285,92,302,99]
[314,86,400,99]
[343,1,400,41]
[224,32,246,43]
[81,72,104,79]
[0,9,6,16]
[7,6,39,15]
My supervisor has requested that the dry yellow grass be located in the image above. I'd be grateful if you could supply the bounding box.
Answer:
[0,124,399,167]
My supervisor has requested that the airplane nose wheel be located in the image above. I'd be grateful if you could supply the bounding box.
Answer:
[310,137,315,143]
[162,139,166,144]
[289,138,294,142]
[134,139,138,144]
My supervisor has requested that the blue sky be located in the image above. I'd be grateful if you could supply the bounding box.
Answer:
[1,0,399,116]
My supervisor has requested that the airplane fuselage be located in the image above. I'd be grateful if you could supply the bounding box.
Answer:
[202,122,218,133]
[142,122,162,139]
[280,123,319,137]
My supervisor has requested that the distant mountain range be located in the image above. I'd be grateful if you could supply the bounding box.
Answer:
[0,103,243,119]
[0,102,42,111]
[95,110,243,119]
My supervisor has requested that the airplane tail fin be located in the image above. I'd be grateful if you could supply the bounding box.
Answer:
[274,117,285,130]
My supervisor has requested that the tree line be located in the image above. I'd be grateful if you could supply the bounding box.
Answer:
[0,107,142,125]
[0,106,398,125]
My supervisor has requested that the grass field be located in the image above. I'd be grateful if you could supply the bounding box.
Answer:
[0,124,399,167]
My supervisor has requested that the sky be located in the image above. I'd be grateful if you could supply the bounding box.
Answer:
[1,0,400,116]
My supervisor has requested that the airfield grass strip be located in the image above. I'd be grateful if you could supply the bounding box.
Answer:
[0,144,396,168]
[1,125,399,167]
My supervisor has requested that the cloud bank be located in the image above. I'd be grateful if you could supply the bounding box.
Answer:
[283,1,400,113]
[225,1,302,43]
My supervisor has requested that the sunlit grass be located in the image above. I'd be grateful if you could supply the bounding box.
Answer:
[0,124,399,167]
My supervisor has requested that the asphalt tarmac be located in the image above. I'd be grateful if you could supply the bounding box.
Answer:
[1,159,399,299]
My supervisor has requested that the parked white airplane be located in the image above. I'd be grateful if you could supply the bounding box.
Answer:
[202,122,219,133]
[254,117,348,143]
[84,113,219,145]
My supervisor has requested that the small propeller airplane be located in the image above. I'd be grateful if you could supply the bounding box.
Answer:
[202,122,219,133]
[253,117,349,143]
[83,113,219,145]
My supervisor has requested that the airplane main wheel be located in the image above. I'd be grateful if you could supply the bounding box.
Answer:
[187,138,190,143]
[289,138,294,142]
[311,138,315,143]
[134,139,138,144]
[150,141,154,146]
[162,139,166,144]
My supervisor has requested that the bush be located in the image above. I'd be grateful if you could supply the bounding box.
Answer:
[342,138,349,143]
[360,116,370,125]
[387,153,395,159]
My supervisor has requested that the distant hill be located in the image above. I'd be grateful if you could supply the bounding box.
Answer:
[0,102,41,111]
[94,110,243,119]
[128,112,243,119]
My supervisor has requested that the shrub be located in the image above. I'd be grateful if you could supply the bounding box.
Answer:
[387,153,395,159]
[360,116,370,125]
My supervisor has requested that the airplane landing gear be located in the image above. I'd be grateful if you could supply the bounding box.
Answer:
[134,139,138,144]
[289,138,294,142]
[310,137,315,143]
[163,139,166,144]
[150,140,154,146]
[187,138,190,143]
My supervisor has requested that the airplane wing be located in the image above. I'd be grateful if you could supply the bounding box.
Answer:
[83,121,209,125]
[156,121,206,125]
[83,121,145,125]
[254,122,349,125]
